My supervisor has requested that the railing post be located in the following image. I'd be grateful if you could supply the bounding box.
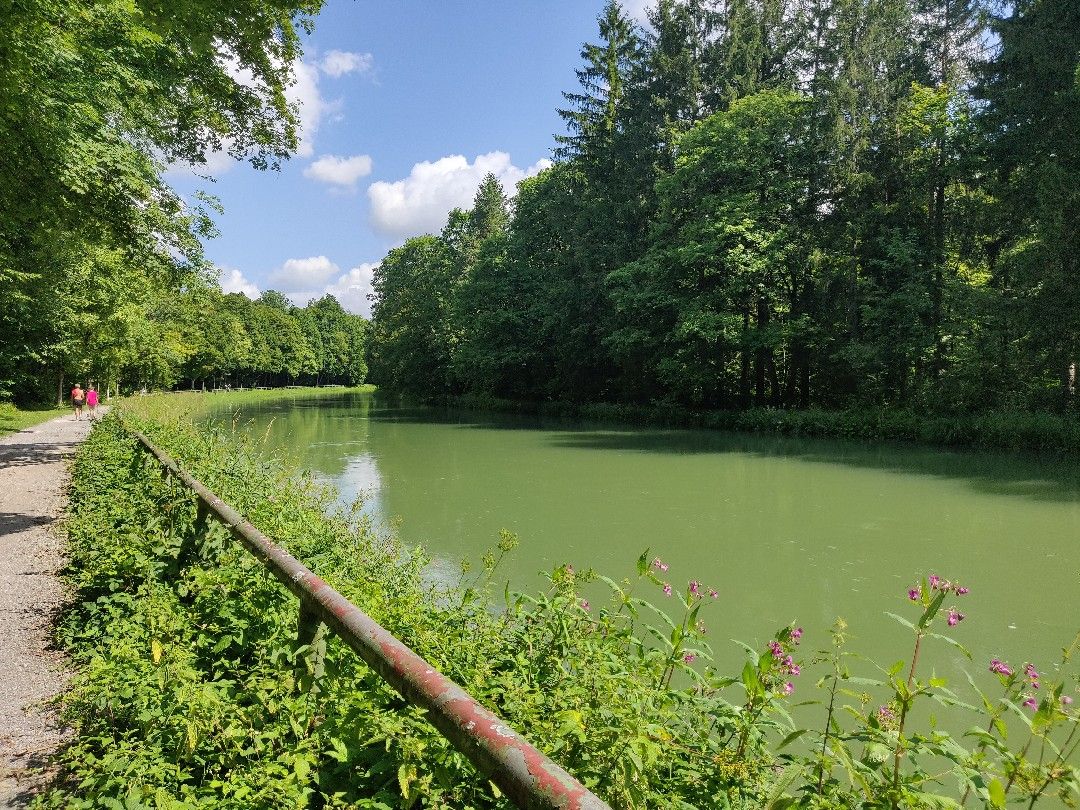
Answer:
[295,598,327,696]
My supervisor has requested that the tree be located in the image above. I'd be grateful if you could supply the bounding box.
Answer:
[975,0,1080,411]
[0,0,323,402]
[608,90,814,407]
[368,237,454,395]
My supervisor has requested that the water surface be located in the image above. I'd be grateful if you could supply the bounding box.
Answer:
[226,392,1080,686]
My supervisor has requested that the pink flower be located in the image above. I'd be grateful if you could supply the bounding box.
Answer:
[662,583,672,596]
[1061,696,1074,706]
[580,600,590,612]
[1023,696,1038,711]
[928,574,941,590]
[791,627,803,644]
[1024,663,1040,689]
[688,580,701,597]
[908,588,920,601]
[782,682,795,696]
[947,610,965,626]
[878,705,895,722]
[708,588,718,599]
[683,652,697,664]
[989,658,1014,677]
[955,586,969,595]
[768,641,784,660]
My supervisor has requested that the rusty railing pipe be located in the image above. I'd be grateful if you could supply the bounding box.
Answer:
[129,429,610,810]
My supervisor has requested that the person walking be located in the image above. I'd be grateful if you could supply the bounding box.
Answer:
[86,384,99,419]
[71,383,85,420]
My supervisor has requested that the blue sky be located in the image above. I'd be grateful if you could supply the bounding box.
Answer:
[168,0,649,316]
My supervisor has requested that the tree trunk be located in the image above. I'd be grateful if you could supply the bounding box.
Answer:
[754,297,769,404]
[57,372,64,407]
[740,310,751,407]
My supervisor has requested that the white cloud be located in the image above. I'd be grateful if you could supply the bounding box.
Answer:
[320,50,374,78]
[324,263,378,317]
[280,262,378,317]
[269,255,340,290]
[303,154,374,188]
[218,266,260,299]
[367,151,552,238]
[289,60,340,158]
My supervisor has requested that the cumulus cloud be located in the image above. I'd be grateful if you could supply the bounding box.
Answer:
[218,266,260,299]
[324,263,378,317]
[278,261,378,317]
[367,151,552,238]
[303,154,374,188]
[319,50,374,78]
[289,60,339,158]
[269,255,341,290]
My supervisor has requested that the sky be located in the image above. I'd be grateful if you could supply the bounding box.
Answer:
[168,0,650,317]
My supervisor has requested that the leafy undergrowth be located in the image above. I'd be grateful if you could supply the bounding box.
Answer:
[41,408,1079,809]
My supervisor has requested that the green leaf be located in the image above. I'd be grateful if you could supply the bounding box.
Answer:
[885,611,916,631]
[918,590,947,628]
[776,728,807,750]
[636,549,650,577]
[925,632,972,659]
[987,778,1006,808]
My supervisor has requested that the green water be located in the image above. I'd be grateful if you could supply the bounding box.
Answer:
[230,391,1080,689]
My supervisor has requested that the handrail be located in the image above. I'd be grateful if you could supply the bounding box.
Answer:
[128,428,611,810]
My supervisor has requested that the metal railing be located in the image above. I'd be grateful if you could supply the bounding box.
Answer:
[129,428,611,810]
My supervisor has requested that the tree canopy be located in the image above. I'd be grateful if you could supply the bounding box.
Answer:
[367,0,1080,416]
[0,0,370,401]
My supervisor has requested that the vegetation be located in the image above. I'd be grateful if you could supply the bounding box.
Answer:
[45,402,1079,808]
[448,394,1080,457]
[165,291,368,392]
[0,403,69,437]
[0,0,370,404]
[367,0,1080,422]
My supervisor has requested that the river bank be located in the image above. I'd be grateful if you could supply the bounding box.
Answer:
[430,393,1080,458]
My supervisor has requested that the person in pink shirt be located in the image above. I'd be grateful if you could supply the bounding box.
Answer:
[86,385,99,419]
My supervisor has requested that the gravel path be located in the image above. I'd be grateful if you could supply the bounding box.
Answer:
[0,412,98,806]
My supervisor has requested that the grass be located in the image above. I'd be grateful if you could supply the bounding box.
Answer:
[0,402,71,437]
[159,384,373,412]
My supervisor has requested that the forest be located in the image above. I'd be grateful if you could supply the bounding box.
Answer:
[0,0,366,401]
[368,0,1080,417]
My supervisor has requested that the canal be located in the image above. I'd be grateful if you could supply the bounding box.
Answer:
[226,391,1080,690]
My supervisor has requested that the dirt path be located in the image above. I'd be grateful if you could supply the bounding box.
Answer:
[0,412,99,806]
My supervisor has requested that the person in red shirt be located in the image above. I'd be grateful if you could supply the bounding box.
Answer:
[71,383,85,420]
[86,385,99,419]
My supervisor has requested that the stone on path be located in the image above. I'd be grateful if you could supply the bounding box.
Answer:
[0,414,97,807]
